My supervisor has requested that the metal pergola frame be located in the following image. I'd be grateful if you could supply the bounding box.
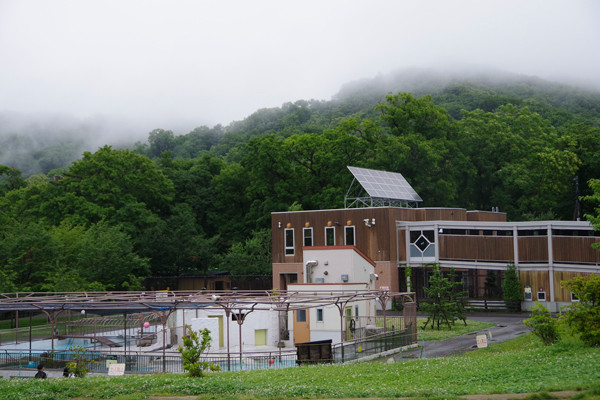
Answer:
[0,289,416,371]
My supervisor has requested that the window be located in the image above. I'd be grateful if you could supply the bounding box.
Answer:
[344,226,355,246]
[316,308,323,322]
[303,227,313,247]
[325,226,335,246]
[537,291,546,302]
[409,229,436,260]
[571,292,579,302]
[285,228,294,255]
[297,309,306,322]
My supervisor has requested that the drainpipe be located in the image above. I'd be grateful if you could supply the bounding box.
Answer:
[305,260,318,283]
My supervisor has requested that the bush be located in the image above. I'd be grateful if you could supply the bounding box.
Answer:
[177,325,220,377]
[561,275,600,346]
[524,302,560,345]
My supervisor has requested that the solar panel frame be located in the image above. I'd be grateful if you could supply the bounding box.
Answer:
[347,166,423,203]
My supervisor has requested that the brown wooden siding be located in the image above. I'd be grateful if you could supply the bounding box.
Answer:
[553,271,593,302]
[553,237,600,263]
[518,237,548,262]
[439,235,513,261]
[519,270,550,301]
[467,211,507,222]
[272,208,395,264]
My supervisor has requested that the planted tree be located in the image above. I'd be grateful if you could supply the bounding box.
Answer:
[524,302,559,345]
[502,262,523,311]
[561,275,600,346]
[66,345,98,377]
[422,264,466,330]
[178,325,220,377]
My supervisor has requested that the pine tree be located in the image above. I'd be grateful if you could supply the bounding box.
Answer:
[502,262,522,311]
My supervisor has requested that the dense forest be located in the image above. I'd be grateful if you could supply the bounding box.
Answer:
[1,69,600,293]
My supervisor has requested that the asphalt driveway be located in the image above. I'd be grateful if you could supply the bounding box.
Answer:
[393,312,531,361]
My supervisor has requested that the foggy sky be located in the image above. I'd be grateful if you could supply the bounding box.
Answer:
[1,0,599,134]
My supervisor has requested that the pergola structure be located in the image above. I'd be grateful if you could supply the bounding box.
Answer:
[0,289,416,371]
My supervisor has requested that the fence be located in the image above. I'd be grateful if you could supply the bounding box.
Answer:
[0,348,300,374]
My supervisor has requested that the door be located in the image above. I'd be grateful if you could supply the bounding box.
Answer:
[293,309,310,344]
[345,306,353,340]
[255,329,267,346]
[208,316,224,347]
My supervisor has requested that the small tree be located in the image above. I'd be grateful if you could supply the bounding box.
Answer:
[561,275,600,346]
[66,345,98,377]
[502,262,523,311]
[524,302,559,345]
[178,325,220,377]
[447,267,468,326]
[421,264,466,330]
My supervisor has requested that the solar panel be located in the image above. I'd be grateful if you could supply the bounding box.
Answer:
[347,166,422,203]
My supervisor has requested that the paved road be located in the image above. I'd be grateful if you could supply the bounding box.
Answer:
[392,313,531,361]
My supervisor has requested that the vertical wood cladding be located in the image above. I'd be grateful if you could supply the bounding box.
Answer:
[553,237,600,263]
[553,271,593,302]
[519,270,550,301]
[272,208,395,264]
[439,236,513,261]
[518,237,548,262]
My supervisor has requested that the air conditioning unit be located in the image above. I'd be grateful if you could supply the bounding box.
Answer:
[341,274,349,282]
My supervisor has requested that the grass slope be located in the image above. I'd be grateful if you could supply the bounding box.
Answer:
[1,332,598,400]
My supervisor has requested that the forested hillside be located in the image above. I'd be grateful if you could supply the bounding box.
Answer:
[1,69,600,292]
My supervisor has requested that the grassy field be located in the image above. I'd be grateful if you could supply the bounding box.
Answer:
[0,326,598,400]
[417,317,495,341]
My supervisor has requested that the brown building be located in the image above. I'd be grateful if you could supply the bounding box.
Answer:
[272,167,600,312]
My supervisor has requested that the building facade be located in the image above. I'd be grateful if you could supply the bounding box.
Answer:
[272,206,600,312]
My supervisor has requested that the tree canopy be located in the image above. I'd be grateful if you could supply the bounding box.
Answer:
[2,72,600,291]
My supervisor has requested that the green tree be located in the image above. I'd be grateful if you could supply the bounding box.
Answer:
[220,229,272,275]
[524,302,560,345]
[421,264,460,330]
[178,325,220,377]
[561,275,600,346]
[502,262,522,311]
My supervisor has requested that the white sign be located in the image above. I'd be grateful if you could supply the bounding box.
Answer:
[476,334,488,348]
[108,363,126,376]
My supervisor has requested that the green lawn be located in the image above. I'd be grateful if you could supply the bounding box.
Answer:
[1,329,598,400]
[417,317,495,341]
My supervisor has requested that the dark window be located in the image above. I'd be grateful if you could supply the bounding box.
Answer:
[297,309,306,322]
[303,227,313,247]
[325,226,335,246]
[345,226,355,246]
[285,228,294,255]
[316,308,323,322]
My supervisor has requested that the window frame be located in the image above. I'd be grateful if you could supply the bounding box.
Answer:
[316,308,324,322]
[303,227,313,247]
[325,226,335,246]
[285,228,295,256]
[344,225,356,246]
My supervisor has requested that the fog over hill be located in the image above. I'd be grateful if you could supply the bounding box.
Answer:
[1,67,600,177]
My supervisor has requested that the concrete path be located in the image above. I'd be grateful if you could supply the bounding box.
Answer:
[393,313,531,361]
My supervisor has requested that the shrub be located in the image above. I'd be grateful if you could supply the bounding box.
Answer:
[561,275,600,346]
[177,325,220,377]
[67,345,98,377]
[524,302,559,345]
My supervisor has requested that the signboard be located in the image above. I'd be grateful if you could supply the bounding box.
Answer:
[106,355,118,368]
[476,334,488,348]
[108,363,126,376]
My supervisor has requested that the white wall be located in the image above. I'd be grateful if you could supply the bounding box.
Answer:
[174,308,280,350]
[287,283,376,343]
[303,248,376,288]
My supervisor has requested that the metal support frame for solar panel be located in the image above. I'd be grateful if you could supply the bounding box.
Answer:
[344,166,422,208]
